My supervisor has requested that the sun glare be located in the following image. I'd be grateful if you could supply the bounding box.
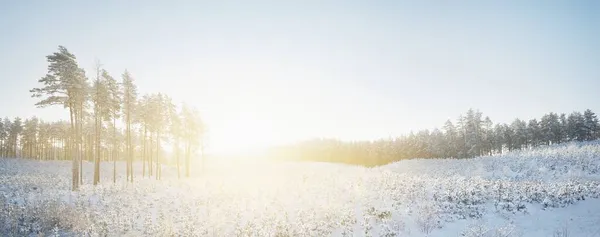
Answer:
[190,59,303,157]
[209,111,279,156]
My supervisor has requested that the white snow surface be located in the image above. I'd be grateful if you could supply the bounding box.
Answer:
[0,142,600,236]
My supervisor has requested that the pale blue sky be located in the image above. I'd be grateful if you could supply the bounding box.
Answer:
[1,1,598,152]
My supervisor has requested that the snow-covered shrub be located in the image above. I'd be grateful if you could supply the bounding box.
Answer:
[461,221,522,237]
[461,221,491,237]
[415,202,440,235]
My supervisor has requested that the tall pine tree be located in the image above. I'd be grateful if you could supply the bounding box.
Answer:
[30,46,88,191]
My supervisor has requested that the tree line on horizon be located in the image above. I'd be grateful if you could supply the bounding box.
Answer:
[270,108,600,166]
[0,46,206,191]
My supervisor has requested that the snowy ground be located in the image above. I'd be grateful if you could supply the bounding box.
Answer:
[1,142,600,236]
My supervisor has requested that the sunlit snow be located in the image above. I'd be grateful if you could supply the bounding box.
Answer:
[1,142,600,236]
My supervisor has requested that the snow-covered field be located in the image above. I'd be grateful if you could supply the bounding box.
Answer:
[1,142,600,236]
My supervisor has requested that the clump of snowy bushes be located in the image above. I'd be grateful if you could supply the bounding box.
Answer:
[0,195,89,236]
[460,221,522,237]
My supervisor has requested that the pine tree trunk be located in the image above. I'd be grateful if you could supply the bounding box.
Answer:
[126,121,130,182]
[113,117,117,184]
[93,111,101,185]
[185,141,190,178]
[149,135,153,176]
[79,115,83,185]
[176,138,180,179]
[63,139,67,161]
[156,130,160,180]
[70,106,79,191]
[142,126,146,177]
[127,117,133,183]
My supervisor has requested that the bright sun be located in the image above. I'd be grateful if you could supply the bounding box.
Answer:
[210,117,277,156]
[185,59,306,157]
[204,101,288,157]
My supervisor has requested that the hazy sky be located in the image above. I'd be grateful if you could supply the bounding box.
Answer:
[1,1,599,153]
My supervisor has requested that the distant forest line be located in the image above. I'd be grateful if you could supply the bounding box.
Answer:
[269,108,600,166]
